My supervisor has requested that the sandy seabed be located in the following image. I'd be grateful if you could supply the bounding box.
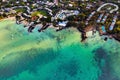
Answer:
[0,20,120,80]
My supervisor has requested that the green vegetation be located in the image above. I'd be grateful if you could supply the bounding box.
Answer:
[15,8,26,13]
[31,11,48,17]
[114,21,120,32]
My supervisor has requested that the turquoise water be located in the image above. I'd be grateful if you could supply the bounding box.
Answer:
[0,20,120,80]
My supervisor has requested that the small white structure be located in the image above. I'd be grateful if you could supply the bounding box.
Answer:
[58,21,68,27]
[54,0,58,5]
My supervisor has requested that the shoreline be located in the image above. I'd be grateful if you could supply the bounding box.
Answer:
[0,17,120,42]
[0,17,15,22]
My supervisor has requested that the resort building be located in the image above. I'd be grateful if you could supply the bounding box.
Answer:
[55,10,79,20]
[101,13,109,23]
[97,13,104,23]
[109,14,118,30]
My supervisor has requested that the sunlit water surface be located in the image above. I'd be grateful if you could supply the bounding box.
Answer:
[0,20,120,80]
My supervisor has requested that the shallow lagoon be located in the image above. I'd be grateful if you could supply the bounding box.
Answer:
[0,20,120,80]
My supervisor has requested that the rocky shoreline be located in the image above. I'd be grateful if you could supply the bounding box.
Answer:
[0,17,120,43]
[0,0,120,43]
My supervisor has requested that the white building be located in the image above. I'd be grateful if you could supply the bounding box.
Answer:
[54,0,58,5]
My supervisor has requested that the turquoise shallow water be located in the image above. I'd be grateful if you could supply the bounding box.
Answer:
[0,20,120,80]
